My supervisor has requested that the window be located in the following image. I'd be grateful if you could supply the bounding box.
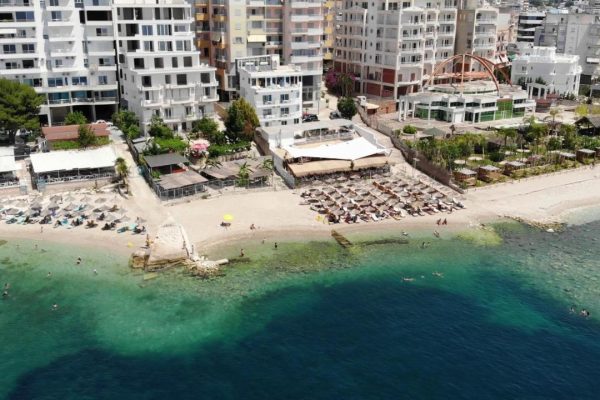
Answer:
[158,41,172,51]
[3,44,16,54]
[281,107,289,115]
[280,94,289,103]
[49,0,59,6]
[176,74,187,85]
[263,109,272,117]
[174,24,187,33]
[142,76,152,87]
[164,108,172,118]
[22,59,34,68]
[263,95,272,104]
[98,75,108,85]
[15,12,34,22]
[154,58,164,68]
[171,57,178,68]
[142,25,153,36]
[54,59,63,67]
[96,27,108,37]
[157,24,171,36]
[234,37,243,44]
[23,78,42,87]
[50,11,62,21]
[175,40,184,51]
[185,106,192,116]
[47,77,64,87]
[72,76,87,85]
[165,75,171,84]
[143,41,153,51]
[4,62,18,70]
[183,56,192,67]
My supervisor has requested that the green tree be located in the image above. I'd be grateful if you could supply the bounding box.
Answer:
[223,98,259,140]
[115,157,129,191]
[337,97,357,120]
[78,124,97,148]
[0,78,44,140]
[337,73,354,97]
[64,111,88,125]
[148,115,173,138]
[193,117,218,136]
[112,110,138,129]
[497,127,517,148]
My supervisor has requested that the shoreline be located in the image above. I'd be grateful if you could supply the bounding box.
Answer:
[1,165,600,259]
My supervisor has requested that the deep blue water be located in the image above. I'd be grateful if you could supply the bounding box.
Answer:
[2,222,600,399]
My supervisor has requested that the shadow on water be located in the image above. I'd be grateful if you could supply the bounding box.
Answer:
[7,274,600,400]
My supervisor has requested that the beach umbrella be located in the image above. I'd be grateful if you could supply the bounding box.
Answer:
[47,202,59,210]
[4,208,20,215]
[223,214,234,222]
[63,203,76,211]
[30,203,43,211]
[336,176,348,182]
[50,195,62,202]
[324,178,335,184]
[95,198,107,204]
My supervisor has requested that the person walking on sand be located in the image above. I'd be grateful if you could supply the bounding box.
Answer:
[274,242,278,249]
[40,226,43,234]
[436,218,441,225]
[240,249,245,257]
[442,218,447,225]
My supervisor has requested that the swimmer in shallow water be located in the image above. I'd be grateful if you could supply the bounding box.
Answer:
[52,303,58,311]
[93,269,98,275]
[47,272,52,278]
[76,257,82,265]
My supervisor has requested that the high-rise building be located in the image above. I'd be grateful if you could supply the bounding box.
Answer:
[0,0,118,125]
[323,1,340,69]
[193,0,323,109]
[334,0,458,99]
[455,0,499,61]
[535,12,600,83]
[516,11,545,43]
[114,0,218,133]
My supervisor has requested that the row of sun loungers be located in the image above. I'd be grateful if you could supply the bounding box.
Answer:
[299,175,464,224]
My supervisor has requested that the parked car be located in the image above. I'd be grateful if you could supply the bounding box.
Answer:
[329,111,342,120]
[302,114,319,123]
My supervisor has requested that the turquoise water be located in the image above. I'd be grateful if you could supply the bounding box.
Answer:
[1,221,599,399]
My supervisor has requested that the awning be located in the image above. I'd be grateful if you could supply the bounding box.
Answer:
[283,137,386,161]
[587,57,600,64]
[158,171,207,190]
[30,147,116,174]
[144,153,188,168]
[0,147,17,173]
[0,28,17,35]
[247,34,267,43]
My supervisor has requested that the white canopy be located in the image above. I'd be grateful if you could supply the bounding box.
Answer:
[0,147,17,173]
[31,147,117,174]
[283,137,386,161]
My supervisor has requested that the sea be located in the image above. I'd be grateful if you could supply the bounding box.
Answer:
[1,217,600,399]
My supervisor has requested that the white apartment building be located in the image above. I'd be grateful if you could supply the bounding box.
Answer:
[516,11,545,43]
[194,0,322,110]
[114,0,218,133]
[535,12,600,83]
[0,0,118,125]
[456,0,499,62]
[334,0,458,99]
[511,44,582,95]
[238,55,302,128]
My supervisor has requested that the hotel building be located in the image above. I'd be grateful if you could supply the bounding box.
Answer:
[114,0,218,133]
[334,0,458,99]
[193,0,323,109]
[0,0,118,125]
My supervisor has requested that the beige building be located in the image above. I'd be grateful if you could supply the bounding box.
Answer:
[334,0,458,100]
[194,0,323,109]
[455,0,499,62]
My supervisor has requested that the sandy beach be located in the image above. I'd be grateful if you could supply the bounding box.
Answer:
[2,164,600,257]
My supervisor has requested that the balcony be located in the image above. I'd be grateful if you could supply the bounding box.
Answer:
[291,41,320,50]
[291,28,323,36]
[290,14,322,23]
[0,0,33,7]
[83,0,111,7]
[290,0,322,8]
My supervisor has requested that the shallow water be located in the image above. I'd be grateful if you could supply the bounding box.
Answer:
[1,221,599,399]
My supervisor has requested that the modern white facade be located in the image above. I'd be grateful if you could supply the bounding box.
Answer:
[238,55,302,128]
[194,0,323,109]
[114,0,218,133]
[511,44,582,96]
[334,0,458,99]
[0,0,118,125]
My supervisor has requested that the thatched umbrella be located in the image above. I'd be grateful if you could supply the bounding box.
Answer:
[336,176,348,183]
[94,198,107,204]
[47,202,59,211]
[63,203,76,211]
[324,178,335,185]
[4,208,21,215]
[30,203,43,211]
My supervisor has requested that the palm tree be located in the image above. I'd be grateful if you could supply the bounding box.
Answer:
[498,127,517,149]
[544,107,562,136]
[237,162,253,187]
[115,157,129,192]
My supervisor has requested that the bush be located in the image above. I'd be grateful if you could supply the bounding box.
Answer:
[64,111,88,125]
[208,141,251,157]
[50,140,80,150]
[488,151,505,162]
[402,125,417,135]
[154,137,188,153]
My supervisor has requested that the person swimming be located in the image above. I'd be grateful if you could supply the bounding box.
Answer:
[581,309,590,317]
[76,257,82,265]
[93,269,98,275]
[47,272,52,278]
[51,303,58,311]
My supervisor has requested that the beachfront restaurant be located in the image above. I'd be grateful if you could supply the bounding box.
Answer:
[0,147,19,188]
[142,154,207,200]
[29,147,117,190]
[274,137,391,187]
[257,119,355,150]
